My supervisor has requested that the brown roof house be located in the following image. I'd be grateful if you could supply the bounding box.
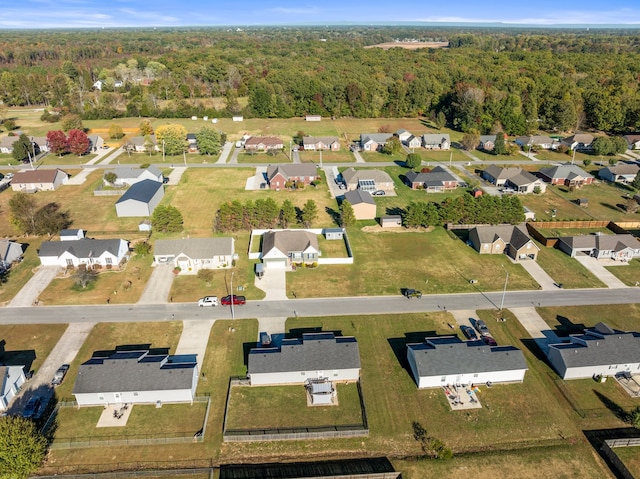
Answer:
[598,163,640,183]
[261,230,319,269]
[266,164,317,190]
[561,133,594,151]
[468,224,539,261]
[341,168,394,192]
[343,190,376,220]
[623,134,640,150]
[244,136,283,151]
[11,168,68,192]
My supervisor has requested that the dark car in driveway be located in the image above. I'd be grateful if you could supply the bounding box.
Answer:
[482,335,498,346]
[460,325,478,340]
[221,295,246,306]
[22,396,43,419]
[475,319,490,336]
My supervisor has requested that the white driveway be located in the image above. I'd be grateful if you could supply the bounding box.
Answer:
[65,147,120,185]
[254,267,288,301]
[138,264,174,304]
[216,142,233,164]
[510,307,560,352]
[176,320,214,369]
[518,260,558,290]
[245,167,267,190]
[8,266,60,307]
[257,317,287,338]
[574,255,628,289]
[323,166,343,198]
[166,166,187,185]
[449,309,477,328]
[352,150,366,163]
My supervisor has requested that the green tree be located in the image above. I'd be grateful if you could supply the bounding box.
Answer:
[152,205,183,233]
[279,199,297,228]
[582,158,591,167]
[381,137,402,155]
[133,241,151,256]
[493,132,507,155]
[3,119,16,131]
[74,268,98,289]
[592,137,615,156]
[340,201,356,227]
[139,119,154,136]
[33,202,72,235]
[0,415,48,479]
[631,171,640,190]
[301,199,318,227]
[108,123,124,139]
[629,406,640,428]
[9,192,38,235]
[11,134,32,162]
[435,111,446,130]
[60,113,83,132]
[156,124,188,156]
[405,153,421,169]
[196,126,222,156]
[461,130,480,151]
[104,172,117,184]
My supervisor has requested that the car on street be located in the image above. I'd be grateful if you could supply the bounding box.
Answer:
[221,295,246,306]
[372,190,386,196]
[482,335,498,346]
[198,296,218,307]
[460,325,478,340]
[475,319,490,336]
[22,396,43,419]
[403,289,422,299]
[51,364,70,386]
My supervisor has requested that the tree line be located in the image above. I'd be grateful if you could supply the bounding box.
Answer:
[214,198,318,232]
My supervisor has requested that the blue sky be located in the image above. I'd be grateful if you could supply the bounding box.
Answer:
[1,0,639,29]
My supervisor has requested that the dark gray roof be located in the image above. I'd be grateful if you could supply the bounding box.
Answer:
[302,136,339,147]
[344,189,375,205]
[539,164,589,180]
[470,224,535,250]
[266,164,317,182]
[599,163,640,176]
[408,336,527,377]
[60,229,83,237]
[248,332,361,374]
[507,171,540,187]
[484,165,533,182]
[406,166,456,186]
[73,350,197,394]
[558,234,639,252]
[360,133,393,144]
[422,134,450,144]
[548,324,640,368]
[341,168,393,185]
[116,179,163,204]
[154,237,234,258]
[38,238,125,259]
[262,230,318,256]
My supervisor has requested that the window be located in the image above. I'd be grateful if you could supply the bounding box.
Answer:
[99,395,104,401]
[105,258,112,265]
[133,392,139,396]
[474,373,478,378]
[441,376,446,382]
[66,259,73,266]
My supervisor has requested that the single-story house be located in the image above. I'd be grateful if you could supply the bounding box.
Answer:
[60,229,85,241]
[247,332,361,386]
[359,133,392,152]
[266,164,317,189]
[302,136,340,151]
[623,134,640,150]
[126,135,159,153]
[482,165,522,187]
[0,365,27,411]
[261,230,319,269]
[381,215,402,228]
[406,135,422,149]
[343,190,376,220]
[0,137,16,154]
[395,129,412,143]
[406,336,527,389]
[341,168,394,192]
[598,163,640,183]
[547,322,640,380]
[186,133,198,153]
[422,134,450,150]
[72,349,199,407]
[561,133,594,151]
[115,179,164,217]
[0,240,25,266]
[468,224,539,261]
[38,238,129,269]
[479,135,496,151]
[404,166,459,192]
[244,136,283,151]
[482,165,546,193]
[305,115,321,121]
[88,134,105,152]
[104,166,163,187]
[515,135,558,150]
[153,237,235,273]
[557,234,640,260]
[538,164,594,187]
[11,168,68,192]
[30,136,49,153]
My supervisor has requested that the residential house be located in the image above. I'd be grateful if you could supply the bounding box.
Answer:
[30,136,49,153]
[104,166,163,187]
[623,134,640,150]
[359,133,393,152]
[266,164,317,190]
[479,135,496,151]
[406,336,528,389]
[153,237,235,273]
[395,129,412,144]
[10,168,68,192]
[561,133,594,151]
[557,234,640,260]
[482,165,546,193]
[115,179,164,217]
[88,134,105,152]
[38,238,129,269]
[186,133,198,153]
[72,349,198,407]
[468,224,539,261]
[0,137,16,154]
[547,323,640,380]
[0,365,27,411]
[406,135,422,149]
[126,135,159,153]
[538,164,594,187]
[598,163,640,183]
[341,168,394,192]
[244,136,283,151]
[302,136,340,151]
[422,134,451,150]
[0,240,24,267]
[515,135,558,150]
[247,332,361,386]
[404,166,459,192]
[343,190,376,220]
[261,230,319,269]
[60,229,85,241]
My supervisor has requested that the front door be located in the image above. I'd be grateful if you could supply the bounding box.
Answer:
[114,392,122,403]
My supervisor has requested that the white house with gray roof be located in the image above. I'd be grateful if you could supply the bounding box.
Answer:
[126,135,159,153]
[598,163,640,184]
[557,234,640,260]
[482,165,546,193]
[261,230,319,269]
[407,336,528,389]
[359,133,393,151]
[72,349,198,407]
[153,237,235,273]
[422,134,450,150]
[104,166,163,187]
[38,238,129,269]
[547,323,640,380]
[247,332,361,386]
[115,179,164,217]
[0,365,26,411]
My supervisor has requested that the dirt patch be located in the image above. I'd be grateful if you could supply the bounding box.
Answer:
[361,225,433,233]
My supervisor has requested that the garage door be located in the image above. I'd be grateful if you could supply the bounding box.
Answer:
[264,258,287,269]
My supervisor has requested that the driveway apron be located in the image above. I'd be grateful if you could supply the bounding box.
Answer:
[574,255,628,289]
[138,264,174,304]
[8,266,60,307]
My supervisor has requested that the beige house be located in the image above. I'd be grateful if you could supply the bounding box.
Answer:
[344,190,376,220]
[11,168,68,192]
[468,224,539,261]
[153,237,235,274]
[341,168,394,192]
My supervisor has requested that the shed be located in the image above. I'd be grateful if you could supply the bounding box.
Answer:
[232,116,244,122]
[60,229,85,241]
[577,198,589,207]
[323,228,344,240]
[138,219,152,232]
[380,215,402,228]
[305,115,322,121]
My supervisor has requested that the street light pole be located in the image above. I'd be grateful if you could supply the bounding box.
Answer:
[230,271,235,320]
[500,269,509,311]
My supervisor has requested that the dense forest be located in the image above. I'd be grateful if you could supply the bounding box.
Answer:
[1,26,640,135]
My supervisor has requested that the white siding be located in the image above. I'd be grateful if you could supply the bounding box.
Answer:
[249,368,360,386]
[416,369,527,388]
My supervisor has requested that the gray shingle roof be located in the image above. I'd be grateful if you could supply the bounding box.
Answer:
[73,350,197,394]
[344,189,375,205]
[406,166,456,185]
[248,333,361,374]
[262,230,318,256]
[558,234,639,252]
[115,179,163,204]
[408,336,527,377]
[341,168,393,185]
[360,133,393,144]
[483,165,530,182]
[266,164,317,182]
[302,136,339,147]
[154,237,234,258]
[471,224,537,251]
[600,163,640,176]
[422,134,450,145]
[539,164,590,180]
[105,166,162,181]
[38,238,125,259]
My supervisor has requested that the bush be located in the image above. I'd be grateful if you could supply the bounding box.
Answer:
[197,269,214,284]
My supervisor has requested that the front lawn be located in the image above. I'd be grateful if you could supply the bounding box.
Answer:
[298,150,354,163]
[0,236,45,304]
[0,323,67,375]
[605,258,640,286]
[535,304,640,335]
[237,151,290,164]
[534,242,605,289]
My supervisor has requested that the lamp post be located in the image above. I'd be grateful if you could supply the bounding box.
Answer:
[500,267,509,311]
[230,271,235,320]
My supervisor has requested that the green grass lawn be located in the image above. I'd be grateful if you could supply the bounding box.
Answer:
[298,150,354,163]
[605,258,640,286]
[40,153,99,166]
[466,150,524,162]
[237,151,290,164]
[287,227,539,298]
[534,242,605,289]
[0,236,45,304]
[535,304,640,335]
[534,227,613,237]
[225,383,363,430]
[0,323,67,375]
[552,181,637,222]
[615,447,640,478]
[520,186,598,221]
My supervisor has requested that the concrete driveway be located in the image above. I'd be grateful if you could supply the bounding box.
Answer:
[323,166,343,198]
[510,307,560,353]
[245,167,267,190]
[255,268,288,301]
[351,150,366,163]
[228,146,241,164]
[165,166,186,185]
[138,264,174,304]
[518,260,558,290]
[8,266,60,307]
[574,255,628,289]
[216,142,233,164]
[176,319,215,369]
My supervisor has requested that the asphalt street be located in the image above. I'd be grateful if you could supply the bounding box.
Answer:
[2,287,638,325]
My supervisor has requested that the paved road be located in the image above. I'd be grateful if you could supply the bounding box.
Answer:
[2,287,638,325]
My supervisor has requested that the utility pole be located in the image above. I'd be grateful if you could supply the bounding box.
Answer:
[319,149,322,168]
[500,268,509,311]
[230,272,235,320]
[162,140,165,163]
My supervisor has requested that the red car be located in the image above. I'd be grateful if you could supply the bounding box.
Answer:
[482,336,497,346]
[221,295,246,306]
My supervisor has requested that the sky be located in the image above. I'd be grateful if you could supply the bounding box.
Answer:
[1,0,640,29]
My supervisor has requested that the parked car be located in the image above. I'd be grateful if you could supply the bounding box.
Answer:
[403,289,422,299]
[221,295,246,306]
[198,296,218,307]
[51,364,70,386]
[372,190,386,196]
[475,319,490,336]
[482,335,498,346]
[460,325,478,341]
[22,396,42,419]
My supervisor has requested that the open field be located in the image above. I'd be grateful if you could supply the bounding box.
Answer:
[519,186,602,221]
[534,242,606,289]
[0,323,67,375]
[552,182,638,222]
[287,227,539,298]
[225,383,362,430]
[299,150,354,163]
[605,258,640,286]
[237,151,290,164]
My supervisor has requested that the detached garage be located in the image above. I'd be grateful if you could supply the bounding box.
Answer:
[115,179,164,217]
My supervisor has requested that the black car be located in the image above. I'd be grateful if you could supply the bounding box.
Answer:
[403,289,422,299]
[460,325,478,340]
[22,396,43,419]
